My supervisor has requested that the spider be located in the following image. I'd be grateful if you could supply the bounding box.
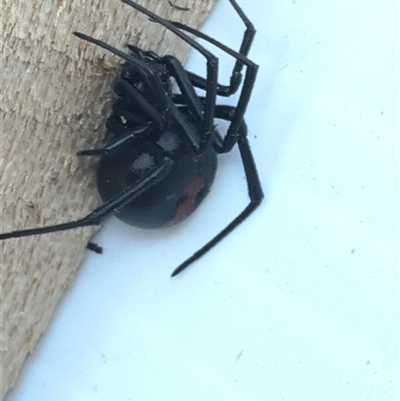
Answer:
[0,0,263,277]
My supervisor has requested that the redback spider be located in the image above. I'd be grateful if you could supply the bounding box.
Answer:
[0,0,263,276]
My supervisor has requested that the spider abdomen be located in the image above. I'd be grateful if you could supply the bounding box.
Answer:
[96,135,218,229]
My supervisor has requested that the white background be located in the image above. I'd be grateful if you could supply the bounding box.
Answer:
[6,0,398,400]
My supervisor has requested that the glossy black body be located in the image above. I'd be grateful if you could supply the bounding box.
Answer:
[98,60,218,228]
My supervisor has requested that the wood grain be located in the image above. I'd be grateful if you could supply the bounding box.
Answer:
[0,0,214,396]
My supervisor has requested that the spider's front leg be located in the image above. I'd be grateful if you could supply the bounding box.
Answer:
[170,0,256,97]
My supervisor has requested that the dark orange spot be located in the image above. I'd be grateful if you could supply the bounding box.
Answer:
[168,175,204,225]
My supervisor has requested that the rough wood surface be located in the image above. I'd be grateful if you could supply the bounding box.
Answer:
[0,0,214,396]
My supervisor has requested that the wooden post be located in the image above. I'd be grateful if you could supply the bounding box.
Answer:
[0,0,214,396]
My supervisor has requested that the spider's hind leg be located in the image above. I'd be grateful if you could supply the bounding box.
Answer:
[171,105,263,277]
[0,159,173,240]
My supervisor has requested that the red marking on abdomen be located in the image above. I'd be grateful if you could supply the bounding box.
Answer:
[168,175,204,225]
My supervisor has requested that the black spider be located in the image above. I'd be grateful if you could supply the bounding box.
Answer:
[0,0,263,276]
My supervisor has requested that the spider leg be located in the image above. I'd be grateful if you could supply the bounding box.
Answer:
[108,104,148,128]
[170,0,256,97]
[124,46,206,152]
[126,44,161,62]
[135,0,258,154]
[171,105,263,277]
[162,56,204,125]
[74,31,210,144]
[164,97,203,152]
[121,0,218,154]
[0,159,173,240]
[114,80,164,126]
[127,48,206,129]
[77,122,152,156]
[73,32,169,116]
